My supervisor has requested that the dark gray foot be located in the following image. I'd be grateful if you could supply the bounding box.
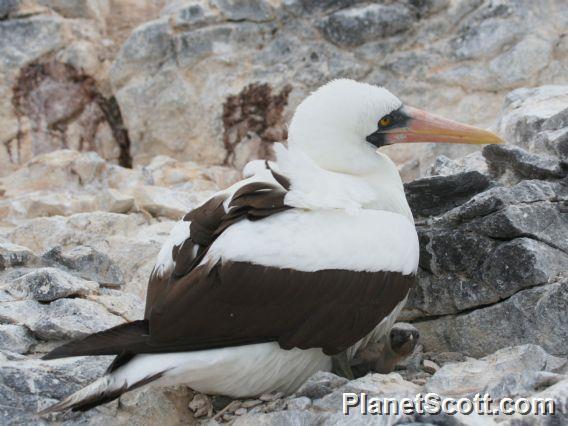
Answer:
[331,350,354,380]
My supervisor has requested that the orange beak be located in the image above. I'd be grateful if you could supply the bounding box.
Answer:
[384,106,503,145]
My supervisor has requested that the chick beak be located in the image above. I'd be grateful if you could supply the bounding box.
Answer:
[385,106,503,145]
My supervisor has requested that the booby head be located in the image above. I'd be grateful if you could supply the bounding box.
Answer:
[288,79,502,175]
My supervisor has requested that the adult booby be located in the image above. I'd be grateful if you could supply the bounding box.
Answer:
[41,79,502,413]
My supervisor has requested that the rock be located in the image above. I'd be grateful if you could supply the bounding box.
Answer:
[31,298,124,341]
[96,188,135,214]
[480,239,568,296]
[483,144,567,182]
[318,3,416,47]
[497,85,568,156]
[286,396,311,411]
[426,151,489,177]
[36,0,110,27]
[440,179,564,222]
[0,324,36,354]
[508,377,568,424]
[213,0,274,22]
[483,371,565,401]
[0,242,36,270]
[259,392,283,402]
[0,355,113,425]
[405,171,491,217]
[42,245,125,287]
[132,185,212,219]
[87,288,144,321]
[424,351,467,367]
[116,385,195,425]
[426,345,567,398]
[188,393,213,418]
[233,410,324,426]
[0,15,121,176]
[474,205,568,253]
[7,212,160,295]
[241,399,262,409]
[7,267,98,302]
[422,359,440,374]
[312,373,421,412]
[415,281,568,357]
[0,300,48,329]
[294,371,348,400]
[0,0,19,19]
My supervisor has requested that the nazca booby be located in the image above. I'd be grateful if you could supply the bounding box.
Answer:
[41,79,502,413]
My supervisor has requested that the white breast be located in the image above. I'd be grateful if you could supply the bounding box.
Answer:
[205,208,419,275]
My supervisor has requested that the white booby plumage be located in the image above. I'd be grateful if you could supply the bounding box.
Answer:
[41,79,502,413]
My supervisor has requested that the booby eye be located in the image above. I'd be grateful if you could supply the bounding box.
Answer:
[379,116,393,127]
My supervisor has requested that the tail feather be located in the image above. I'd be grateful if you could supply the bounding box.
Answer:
[42,320,149,360]
[38,370,165,415]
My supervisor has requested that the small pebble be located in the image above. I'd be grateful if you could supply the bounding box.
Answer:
[188,393,213,418]
[423,359,440,374]
[412,378,427,386]
[234,408,247,416]
[265,399,287,412]
[241,399,262,409]
[287,396,311,411]
[259,392,283,401]
[223,400,242,414]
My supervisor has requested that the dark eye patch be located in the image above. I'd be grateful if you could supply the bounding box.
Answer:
[378,107,408,130]
[366,106,410,148]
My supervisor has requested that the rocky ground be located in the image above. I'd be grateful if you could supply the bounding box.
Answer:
[1,0,568,425]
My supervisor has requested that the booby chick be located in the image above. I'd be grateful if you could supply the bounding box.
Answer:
[40,79,502,413]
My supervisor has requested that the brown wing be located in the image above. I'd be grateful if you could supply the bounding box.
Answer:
[144,170,291,317]
[147,261,415,356]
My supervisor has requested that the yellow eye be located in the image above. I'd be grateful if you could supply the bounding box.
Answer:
[379,116,392,127]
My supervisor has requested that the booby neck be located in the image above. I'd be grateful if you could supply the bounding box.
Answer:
[274,143,413,223]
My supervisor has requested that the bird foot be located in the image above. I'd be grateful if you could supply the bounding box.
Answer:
[331,351,355,380]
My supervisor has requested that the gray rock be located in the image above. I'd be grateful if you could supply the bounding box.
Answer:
[42,245,125,287]
[483,144,567,182]
[0,355,114,425]
[31,298,124,341]
[7,267,98,302]
[286,396,311,411]
[510,377,568,424]
[483,371,565,401]
[0,242,36,270]
[0,0,19,19]
[295,371,348,400]
[212,0,274,22]
[0,300,46,329]
[480,238,568,297]
[441,179,563,222]
[425,345,566,398]
[318,3,415,47]
[426,151,488,177]
[415,281,568,357]
[233,410,325,426]
[312,372,421,412]
[497,85,568,155]
[0,324,36,354]
[405,171,491,217]
[87,288,144,321]
[473,203,568,253]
